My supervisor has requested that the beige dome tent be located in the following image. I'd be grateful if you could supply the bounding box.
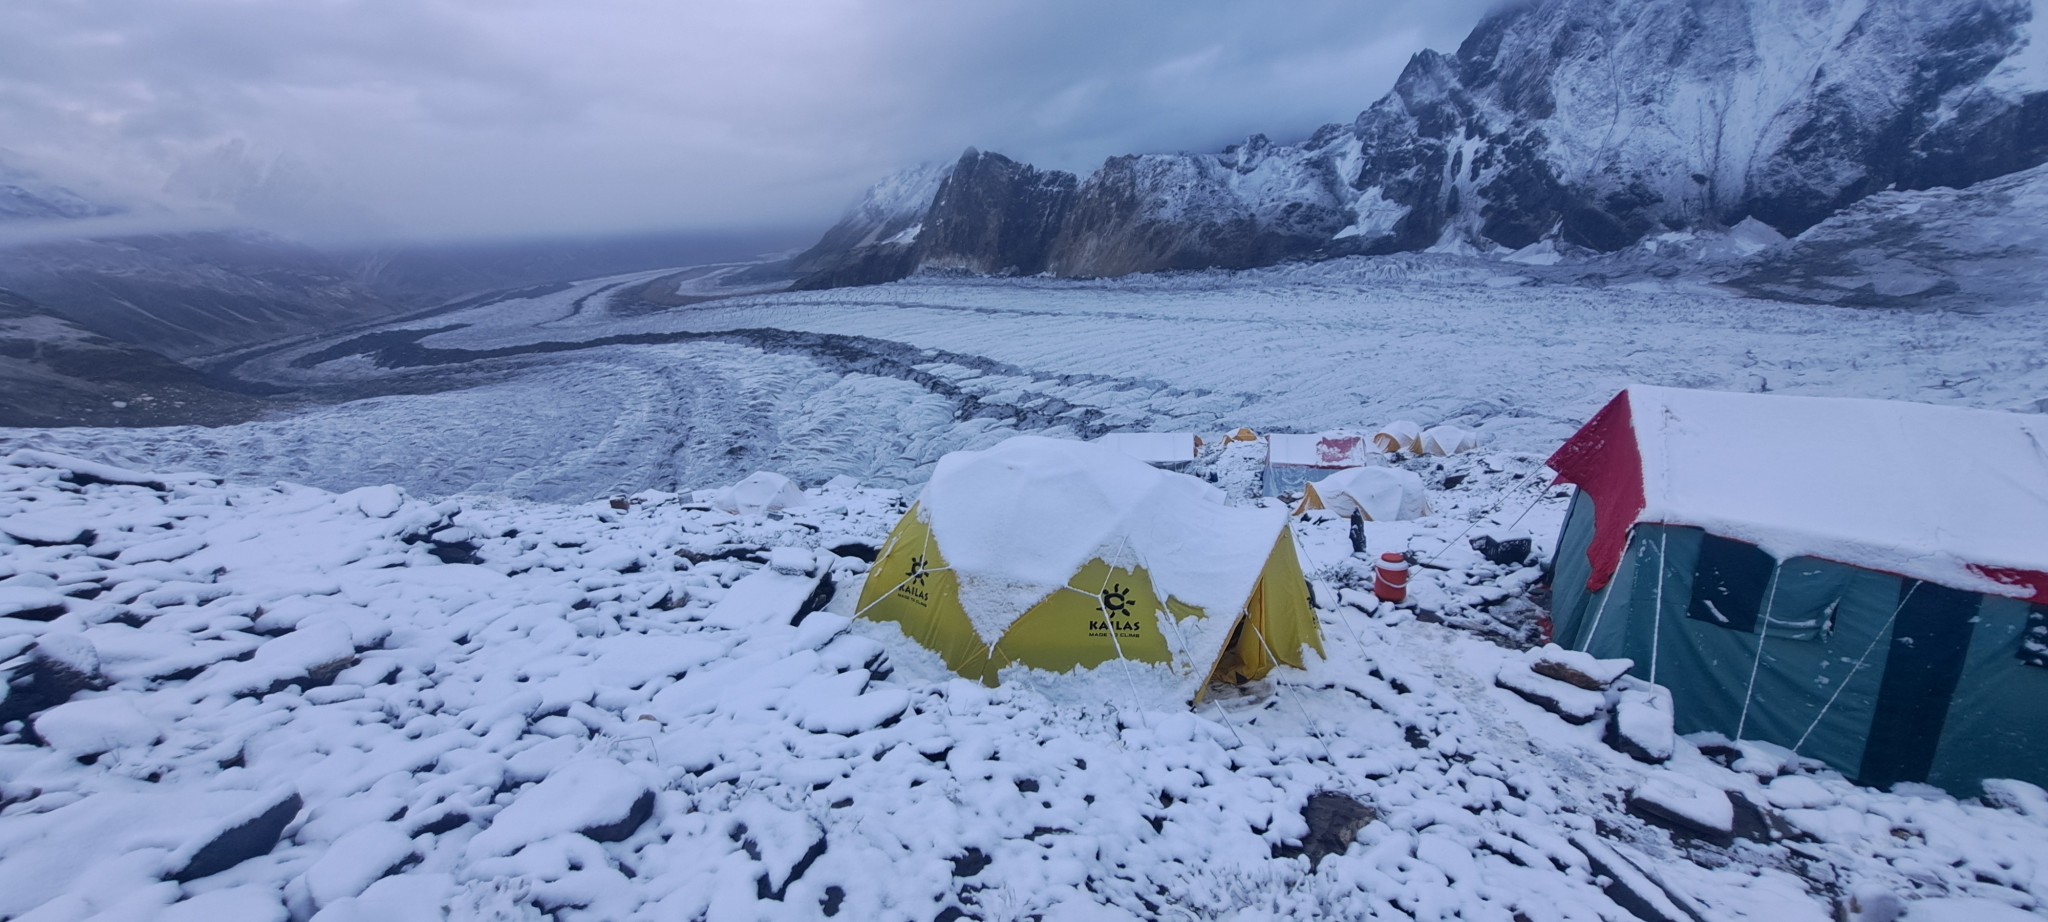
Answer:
[1372,420,1424,455]
[1420,425,1478,457]
[855,436,1324,703]
[1294,466,1430,521]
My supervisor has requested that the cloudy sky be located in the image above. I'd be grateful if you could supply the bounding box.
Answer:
[0,0,1502,243]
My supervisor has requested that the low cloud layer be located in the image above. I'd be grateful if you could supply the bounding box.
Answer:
[0,0,1501,242]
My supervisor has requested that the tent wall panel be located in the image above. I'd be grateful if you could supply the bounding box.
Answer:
[1859,581,1982,788]
[991,559,1175,677]
[1247,532,1321,671]
[1547,491,1603,644]
[857,513,994,682]
[1926,598,2048,795]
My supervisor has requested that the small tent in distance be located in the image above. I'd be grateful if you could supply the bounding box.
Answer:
[1546,385,2048,796]
[855,436,1324,703]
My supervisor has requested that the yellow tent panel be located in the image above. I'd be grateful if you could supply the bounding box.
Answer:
[854,436,1324,704]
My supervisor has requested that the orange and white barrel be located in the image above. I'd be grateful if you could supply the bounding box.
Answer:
[1373,552,1410,604]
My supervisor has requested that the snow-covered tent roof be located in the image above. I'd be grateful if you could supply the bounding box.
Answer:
[1299,466,1429,522]
[1091,432,1198,466]
[920,436,1291,643]
[1549,386,2048,603]
[1266,433,1371,469]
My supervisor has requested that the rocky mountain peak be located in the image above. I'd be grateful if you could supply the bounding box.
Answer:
[793,0,2048,288]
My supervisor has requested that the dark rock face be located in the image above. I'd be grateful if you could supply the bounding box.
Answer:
[1,636,108,732]
[580,788,656,843]
[793,0,2048,285]
[1043,140,1357,276]
[917,150,1079,276]
[169,790,304,882]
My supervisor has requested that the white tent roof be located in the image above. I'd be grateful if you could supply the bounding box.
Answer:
[1624,385,2048,598]
[917,436,1288,649]
[1267,432,1372,469]
[1308,467,1429,522]
[1091,432,1198,464]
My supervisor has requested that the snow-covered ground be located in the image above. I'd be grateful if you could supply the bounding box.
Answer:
[4,447,2045,921]
[2,256,2046,920]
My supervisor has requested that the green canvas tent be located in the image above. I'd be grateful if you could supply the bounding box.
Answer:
[1547,386,2048,796]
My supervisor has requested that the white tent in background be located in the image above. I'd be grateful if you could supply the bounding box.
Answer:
[1294,467,1430,521]
[1421,425,1479,456]
[714,472,807,515]
[1092,432,1200,469]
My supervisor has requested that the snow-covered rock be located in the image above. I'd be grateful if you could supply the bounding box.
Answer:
[169,788,305,882]
[466,758,656,858]
[1495,659,1607,724]
[1606,681,1675,764]
[33,693,160,755]
[1529,644,1632,691]
[0,586,66,620]
[301,823,418,909]
[1629,771,1735,842]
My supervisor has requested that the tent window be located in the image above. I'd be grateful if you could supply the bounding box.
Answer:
[1684,535,1775,633]
[2022,606,2048,670]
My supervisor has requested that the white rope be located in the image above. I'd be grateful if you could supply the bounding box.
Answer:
[1421,477,1550,566]
[1649,530,1668,683]
[1578,529,1634,651]
[1792,581,1920,754]
[1207,697,1246,748]
[1734,567,1784,740]
[1287,519,1384,685]
[849,564,954,622]
[1088,533,1150,731]
[1245,619,1341,765]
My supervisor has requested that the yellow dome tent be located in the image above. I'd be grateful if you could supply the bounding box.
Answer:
[854,436,1324,704]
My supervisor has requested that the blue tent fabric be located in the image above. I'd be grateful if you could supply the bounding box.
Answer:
[1548,490,2046,796]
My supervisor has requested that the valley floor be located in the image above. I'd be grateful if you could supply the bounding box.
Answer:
[9,255,2044,502]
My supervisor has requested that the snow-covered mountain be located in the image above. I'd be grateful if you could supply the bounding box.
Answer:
[788,162,951,289]
[797,0,2048,286]
[0,159,119,223]
[1728,159,2048,306]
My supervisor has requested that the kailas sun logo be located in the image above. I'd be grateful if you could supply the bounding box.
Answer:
[1089,582,1142,639]
[894,553,934,605]
[1100,583,1133,617]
